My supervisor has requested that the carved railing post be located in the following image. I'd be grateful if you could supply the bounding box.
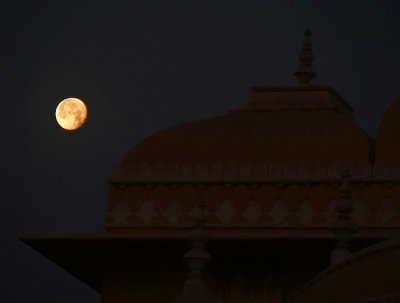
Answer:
[330,169,357,265]
[174,199,212,303]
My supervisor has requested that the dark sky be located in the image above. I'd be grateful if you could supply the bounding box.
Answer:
[1,1,400,302]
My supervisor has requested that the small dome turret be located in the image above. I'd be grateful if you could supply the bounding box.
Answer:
[375,96,400,164]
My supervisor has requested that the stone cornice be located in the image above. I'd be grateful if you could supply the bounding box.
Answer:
[108,162,400,184]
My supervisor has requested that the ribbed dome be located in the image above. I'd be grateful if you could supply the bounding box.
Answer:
[121,85,373,170]
[376,96,400,164]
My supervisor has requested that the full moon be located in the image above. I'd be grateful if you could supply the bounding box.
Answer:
[55,98,88,130]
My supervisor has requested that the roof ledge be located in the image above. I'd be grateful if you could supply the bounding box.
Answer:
[232,85,354,120]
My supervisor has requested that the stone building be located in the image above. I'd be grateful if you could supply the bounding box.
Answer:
[21,30,400,303]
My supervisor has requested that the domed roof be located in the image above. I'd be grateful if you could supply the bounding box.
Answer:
[121,85,373,171]
[375,96,400,164]
[114,30,374,182]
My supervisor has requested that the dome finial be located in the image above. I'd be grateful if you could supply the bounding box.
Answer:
[294,28,316,84]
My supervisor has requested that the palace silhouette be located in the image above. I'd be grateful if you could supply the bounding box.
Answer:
[21,30,400,303]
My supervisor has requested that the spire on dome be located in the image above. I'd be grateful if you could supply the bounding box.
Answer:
[294,29,316,84]
[173,199,212,303]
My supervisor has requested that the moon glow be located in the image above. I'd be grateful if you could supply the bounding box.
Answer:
[55,98,87,130]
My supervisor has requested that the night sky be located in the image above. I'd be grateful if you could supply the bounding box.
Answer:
[1,1,400,302]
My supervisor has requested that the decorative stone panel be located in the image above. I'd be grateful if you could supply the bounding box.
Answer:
[106,183,400,233]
